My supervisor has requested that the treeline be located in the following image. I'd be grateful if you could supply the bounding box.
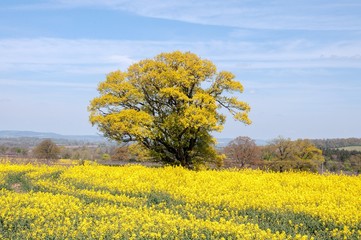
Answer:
[311,138,361,148]
[220,136,361,174]
[0,137,105,148]
[321,148,361,173]
[308,138,361,174]
[1,137,361,174]
[0,138,116,162]
[222,137,325,173]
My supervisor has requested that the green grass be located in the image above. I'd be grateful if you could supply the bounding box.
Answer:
[2,172,35,192]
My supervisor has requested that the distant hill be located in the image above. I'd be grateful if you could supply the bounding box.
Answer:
[0,130,61,138]
[0,130,268,147]
[0,130,105,142]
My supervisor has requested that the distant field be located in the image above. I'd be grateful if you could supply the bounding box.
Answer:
[337,146,361,151]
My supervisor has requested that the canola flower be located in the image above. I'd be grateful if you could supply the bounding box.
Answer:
[0,163,360,239]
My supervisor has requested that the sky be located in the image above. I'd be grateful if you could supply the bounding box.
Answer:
[0,0,360,140]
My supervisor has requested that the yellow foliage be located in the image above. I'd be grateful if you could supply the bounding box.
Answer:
[89,51,250,167]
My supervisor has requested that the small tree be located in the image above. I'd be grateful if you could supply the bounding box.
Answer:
[346,154,361,174]
[269,137,295,161]
[293,139,324,164]
[111,146,131,161]
[33,139,60,162]
[224,136,259,168]
[89,51,251,168]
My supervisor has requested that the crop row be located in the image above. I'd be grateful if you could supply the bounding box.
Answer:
[0,163,360,239]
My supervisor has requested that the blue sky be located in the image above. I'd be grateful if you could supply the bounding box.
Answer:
[0,0,360,140]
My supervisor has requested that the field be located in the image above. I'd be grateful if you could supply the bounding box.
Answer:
[337,146,361,151]
[0,163,361,239]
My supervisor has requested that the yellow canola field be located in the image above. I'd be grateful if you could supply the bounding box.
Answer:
[0,163,360,239]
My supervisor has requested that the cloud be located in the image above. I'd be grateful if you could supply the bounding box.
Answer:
[0,78,96,90]
[0,38,360,78]
[0,38,135,74]
[9,0,361,31]
[244,79,361,91]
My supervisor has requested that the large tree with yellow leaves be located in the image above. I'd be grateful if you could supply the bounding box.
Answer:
[89,51,250,168]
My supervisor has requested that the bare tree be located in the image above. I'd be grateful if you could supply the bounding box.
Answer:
[224,136,259,168]
[111,146,131,161]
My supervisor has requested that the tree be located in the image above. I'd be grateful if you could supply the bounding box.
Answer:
[111,146,131,161]
[269,137,295,161]
[33,139,60,162]
[293,139,324,162]
[101,153,111,161]
[89,51,251,168]
[261,137,324,172]
[346,154,361,174]
[223,136,259,168]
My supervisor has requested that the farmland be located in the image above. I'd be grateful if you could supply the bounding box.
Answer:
[0,163,361,239]
[337,146,361,152]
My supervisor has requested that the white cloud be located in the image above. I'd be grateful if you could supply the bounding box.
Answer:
[0,38,135,74]
[0,78,96,90]
[11,0,361,31]
[0,38,360,77]
[244,79,361,91]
